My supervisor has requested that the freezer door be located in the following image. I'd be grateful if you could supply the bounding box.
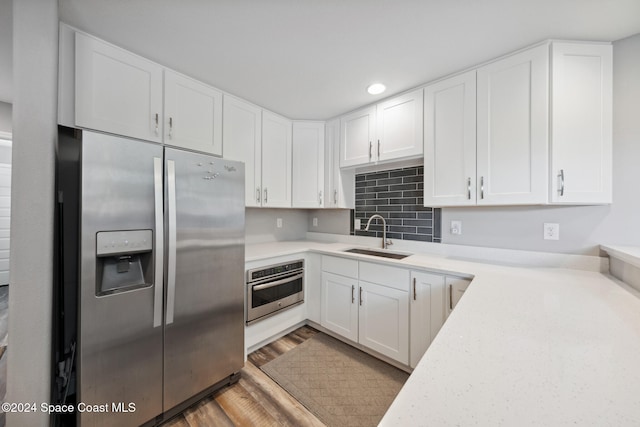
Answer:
[78,131,164,426]
[163,149,245,410]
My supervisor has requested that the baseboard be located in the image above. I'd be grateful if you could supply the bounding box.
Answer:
[246,320,307,354]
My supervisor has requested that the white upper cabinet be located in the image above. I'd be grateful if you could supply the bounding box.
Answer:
[222,95,262,207]
[223,98,292,208]
[550,42,612,204]
[340,90,423,168]
[292,122,325,208]
[325,119,355,208]
[75,31,224,155]
[75,32,163,143]
[340,106,377,167]
[376,89,424,162]
[476,44,549,205]
[424,71,477,206]
[424,41,611,207]
[164,70,223,155]
[261,111,292,208]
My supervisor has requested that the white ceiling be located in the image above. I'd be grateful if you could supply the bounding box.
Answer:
[4,1,640,118]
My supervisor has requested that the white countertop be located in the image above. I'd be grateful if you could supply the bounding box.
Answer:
[246,238,640,426]
[601,244,640,269]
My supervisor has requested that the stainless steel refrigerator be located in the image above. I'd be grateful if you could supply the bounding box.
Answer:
[54,128,245,426]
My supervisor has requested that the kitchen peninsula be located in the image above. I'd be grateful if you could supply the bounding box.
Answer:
[245,235,640,426]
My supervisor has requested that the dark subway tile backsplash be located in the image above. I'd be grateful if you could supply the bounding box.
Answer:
[351,165,441,243]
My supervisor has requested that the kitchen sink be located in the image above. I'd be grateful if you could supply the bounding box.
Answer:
[343,248,411,260]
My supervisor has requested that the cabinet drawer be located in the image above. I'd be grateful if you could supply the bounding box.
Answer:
[359,262,409,291]
[322,255,358,278]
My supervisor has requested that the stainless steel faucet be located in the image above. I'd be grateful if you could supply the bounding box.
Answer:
[364,214,393,249]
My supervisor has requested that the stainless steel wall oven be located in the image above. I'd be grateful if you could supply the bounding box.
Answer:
[246,260,304,324]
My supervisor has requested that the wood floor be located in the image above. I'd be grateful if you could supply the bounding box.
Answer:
[162,326,326,427]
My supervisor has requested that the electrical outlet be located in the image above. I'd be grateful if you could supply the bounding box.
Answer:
[276,218,283,228]
[450,220,462,235]
[354,219,361,229]
[312,217,318,227]
[543,223,559,240]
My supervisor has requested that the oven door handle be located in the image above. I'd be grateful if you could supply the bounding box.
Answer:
[252,273,304,291]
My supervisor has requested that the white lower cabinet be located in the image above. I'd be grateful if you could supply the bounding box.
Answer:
[446,276,471,317]
[305,253,322,324]
[359,280,409,364]
[320,256,409,364]
[409,271,446,368]
[320,256,473,367]
[321,271,359,342]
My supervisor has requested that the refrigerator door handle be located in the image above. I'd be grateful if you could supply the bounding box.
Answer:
[166,159,177,325]
[153,158,164,328]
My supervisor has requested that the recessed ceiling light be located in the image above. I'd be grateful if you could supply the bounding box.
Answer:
[367,83,386,95]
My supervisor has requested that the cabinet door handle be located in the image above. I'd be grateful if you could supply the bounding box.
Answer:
[449,284,453,310]
[256,187,261,203]
[169,117,173,139]
[334,189,338,204]
[351,285,355,304]
[319,191,323,205]
[359,287,363,306]
[369,141,372,160]
[480,176,485,200]
[377,139,381,158]
[154,113,159,135]
[467,177,471,200]
[558,169,565,196]
[264,188,268,204]
[413,278,417,301]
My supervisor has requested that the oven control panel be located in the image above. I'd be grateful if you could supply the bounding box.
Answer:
[248,260,304,282]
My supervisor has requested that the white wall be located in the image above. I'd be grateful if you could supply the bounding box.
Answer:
[307,209,351,235]
[7,1,58,426]
[0,140,10,286]
[441,33,640,256]
[0,101,11,133]
[245,208,309,244]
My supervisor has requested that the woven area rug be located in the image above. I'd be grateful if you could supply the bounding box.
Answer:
[261,333,409,427]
